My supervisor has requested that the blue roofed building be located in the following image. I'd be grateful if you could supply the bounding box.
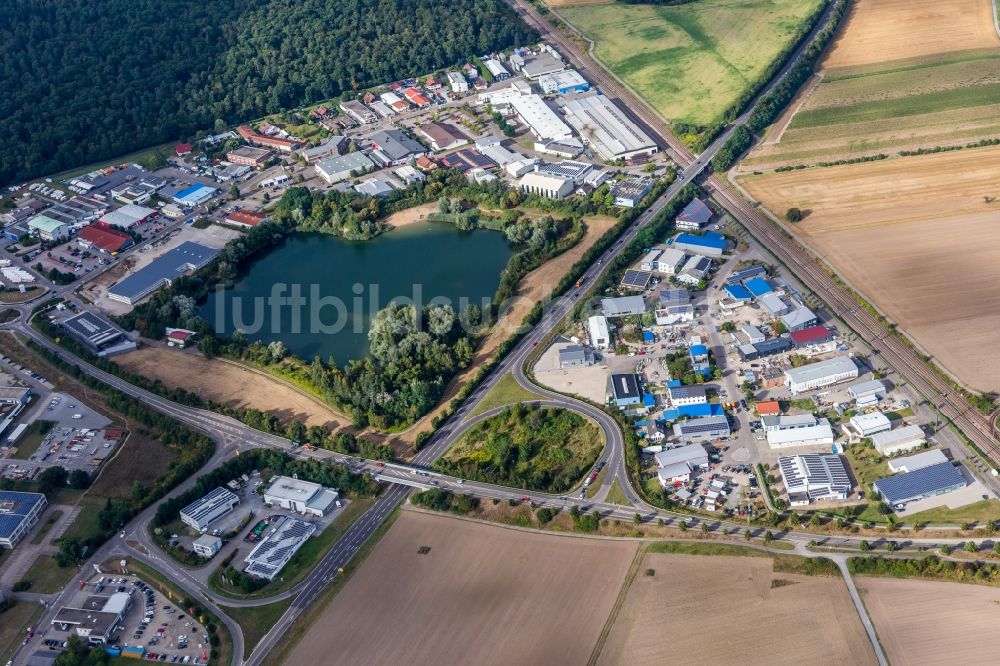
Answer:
[677,403,724,418]
[724,284,752,302]
[674,231,727,258]
[745,277,774,298]
[665,379,683,388]
[172,183,218,206]
[873,461,967,507]
[0,490,48,548]
[643,393,656,408]
[689,344,709,372]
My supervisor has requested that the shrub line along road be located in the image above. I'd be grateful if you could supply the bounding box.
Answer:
[3,4,997,664]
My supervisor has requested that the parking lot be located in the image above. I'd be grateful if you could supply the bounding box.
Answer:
[41,573,209,664]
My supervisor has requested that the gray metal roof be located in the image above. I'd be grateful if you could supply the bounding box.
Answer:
[108,242,219,302]
[784,356,858,385]
[601,295,646,316]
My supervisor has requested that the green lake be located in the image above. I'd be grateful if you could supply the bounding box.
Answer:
[201,222,513,363]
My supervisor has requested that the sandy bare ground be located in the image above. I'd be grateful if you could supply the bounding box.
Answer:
[741,146,1000,391]
[390,214,617,447]
[598,553,874,665]
[821,0,999,69]
[858,577,1000,666]
[285,510,638,666]
[383,202,439,228]
[114,347,349,429]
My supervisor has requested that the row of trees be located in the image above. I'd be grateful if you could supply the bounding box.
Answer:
[0,0,536,186]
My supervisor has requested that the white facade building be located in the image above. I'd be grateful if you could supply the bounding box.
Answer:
[849,412,892,438]
[778,454,851,505]
[263,476,339,517]
[519,171,574,199]
[784,356,859,394]
[510,94,573,141]
[763,415,836,449]
[446,71,469,94]
[588,315,610,350]
[872,425,927,456]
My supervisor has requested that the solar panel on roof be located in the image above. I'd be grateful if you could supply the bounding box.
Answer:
[621,270,652,287]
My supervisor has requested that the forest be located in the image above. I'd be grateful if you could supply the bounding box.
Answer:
[0,0,535,186]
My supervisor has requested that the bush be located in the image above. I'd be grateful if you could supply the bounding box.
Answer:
[536,507,555,525]
[785,207,802,222]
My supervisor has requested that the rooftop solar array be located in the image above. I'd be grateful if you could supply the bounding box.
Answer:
[244,516,317,580]
[620,269,652,288]
[874,461,966,505]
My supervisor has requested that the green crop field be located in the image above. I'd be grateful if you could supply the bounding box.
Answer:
[556,0,824,128]
[744,50,1000,169]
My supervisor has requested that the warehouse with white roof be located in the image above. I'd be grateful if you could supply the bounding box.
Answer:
[778,454,851,505]
[562,94,658,161]
[784,356,859,394]
[871,424,927,456]
[510,94,573,141]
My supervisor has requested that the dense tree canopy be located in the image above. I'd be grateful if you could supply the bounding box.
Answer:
[0,0,536,186]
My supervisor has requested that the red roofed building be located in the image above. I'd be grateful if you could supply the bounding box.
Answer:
[403,88,431,108]
[237,125,298,152]
[225,209,269,228]
[78,223,134,254]
[165,328,196,348]
[175,143,192,156]
[425,76,442,90]
[789,325,834,348]
[755,400,780,416]
[415,155,439,172]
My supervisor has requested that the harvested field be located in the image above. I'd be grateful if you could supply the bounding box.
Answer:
[598,552,874,665]
[283,510,637,666]
[858,577,1000,666]
[740,145,1000,391]
[114,347,348,428]
[557,0,824,127]
[822,0,1000,69]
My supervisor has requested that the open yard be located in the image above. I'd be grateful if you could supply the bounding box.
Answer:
[282,510,637,666]
[556,0,824,127]
[114,347,348,429]
[858,577,1000,666]
[740,145,1000,391]
[597,550,874,665]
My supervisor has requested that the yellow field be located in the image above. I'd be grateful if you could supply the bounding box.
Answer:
[740,145,1000,391]
[822,0,999,69]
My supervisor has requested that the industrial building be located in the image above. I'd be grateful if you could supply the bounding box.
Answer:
[872,424,927,456]
[314,152,376,184]
[675,198,712,230]
[758,293,788,317]
[180,486,240,532]
[416,122,469,152]
[535,159,592,184]
[789,325,834,349]
[655,444,709,486]
[481,57,510,80]
[610,177,653,207]
[601,295,646,317]
[244,516,316,580]
[172,183,218,207]
[620,269,653,291]
[874,461,967,507]
[193,534,222,558]
[763,414,835,449]
[778,454,851,505]
[518,171,574,199]
[745,277,774,298]
[263,476,339,517]
[667,384,707,406]
[27,215,69,241]
[673,415,730,442]
[60,311,129,354]
[78,224,133,254]
[225,209,269,229]
[51,592,132,646]
[562,95,657,161]
[339,100,376,124]
[226,146,271,168]
[784,356,859,394]
[737,336,793,362]
[559,344,594,368]
[519,52,565,79]
[98,204,157,230]
[510,94,573,141]
[588,315,610,350]
[652,247,687,274]
[676,255,711,286]
[355,178,396,197]
[298,136,347,164]
[673,231,727,258]
[887,448,946,474]
[108,242,220,305]
[611,373,641,408]
[848,379,887,407]
[446,71,469,94]
[0,490,47,548]
[780,306,819,332]
[655,303,694,327]
[849,412,892,438]
[538,69,590,94]
[369,129,426,166]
